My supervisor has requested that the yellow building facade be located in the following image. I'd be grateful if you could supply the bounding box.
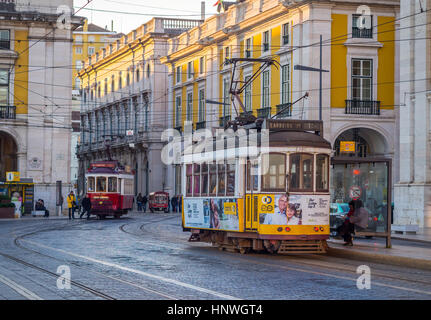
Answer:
[162,0,399,155]
[72,20,119,91]
[161,0,400,198]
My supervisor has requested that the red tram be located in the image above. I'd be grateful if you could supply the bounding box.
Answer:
[85,161,134,219]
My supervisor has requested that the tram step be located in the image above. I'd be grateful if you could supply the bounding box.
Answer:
[278,240,326,254]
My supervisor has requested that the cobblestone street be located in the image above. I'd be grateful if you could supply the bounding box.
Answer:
[0,213,430,300]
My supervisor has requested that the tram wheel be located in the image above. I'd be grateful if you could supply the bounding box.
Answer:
[239,248,250,255]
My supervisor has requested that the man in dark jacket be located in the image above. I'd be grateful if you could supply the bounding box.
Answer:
[142,195,148,213]
[80,194,92,220]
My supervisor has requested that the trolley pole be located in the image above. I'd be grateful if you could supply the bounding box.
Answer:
[294,34,328,122]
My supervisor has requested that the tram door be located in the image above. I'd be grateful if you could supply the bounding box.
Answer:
[245,194,258,231]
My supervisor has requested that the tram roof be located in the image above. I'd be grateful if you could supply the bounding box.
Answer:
[268,131,331,149]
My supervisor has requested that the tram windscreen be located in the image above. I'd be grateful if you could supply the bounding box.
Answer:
[96,177,107,192]
[316,155,329,191]
[87,177,95,192]
[108,177,117,192]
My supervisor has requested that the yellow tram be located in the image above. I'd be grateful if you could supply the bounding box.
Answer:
[181,119,332,254]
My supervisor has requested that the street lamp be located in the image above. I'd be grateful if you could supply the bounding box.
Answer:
[294,35,329,121]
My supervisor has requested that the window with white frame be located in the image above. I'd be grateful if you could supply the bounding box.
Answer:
[75,77,81,89]
[199,57,205,75]
[88,36,95,43]
[0,70,9,105]
[75,46,83,54]
[176,66,181,83]
[352,14,373,39]
[244,75,252,111]
[76,60,83,71]
[75,35,83,45]
[88,47,95,55]
[175,95,182,127]
[281,64,290,104]
[186,91,193,121]
[198,88,205,122]
[262,70,270,108]
[245,38,252,58]
[282,23,289,45]
[187,61,194,79]
[263,31,270,52]
[223,78,230,117]
[352,59,372,101]
[224,46,230,60]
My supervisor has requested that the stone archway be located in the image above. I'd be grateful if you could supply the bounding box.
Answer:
[0,131,18,179]
[333,127,390,158]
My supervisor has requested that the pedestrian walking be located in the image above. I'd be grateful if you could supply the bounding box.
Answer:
[171,196,177,213]
[67,191,77,220]
[178,195,182,213]
[137,193,143,212]
[337,200,355,245]
[80,194,92,219]
[142,194,148,213]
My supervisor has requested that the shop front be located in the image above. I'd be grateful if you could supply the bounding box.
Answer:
[0,179,35,216]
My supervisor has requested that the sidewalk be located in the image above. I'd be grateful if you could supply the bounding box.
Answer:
[327,229,431,270]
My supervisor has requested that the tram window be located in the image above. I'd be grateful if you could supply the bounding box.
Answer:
[227,164,235,195]
[290,153,314,191]
[217,163,226,196]
[316,155,329,191]
[96,177,107,192]
[193,164,201,196]
[87,177,95,192]
[108,177,117,192]
[201,163,209,196]
[209,163,217,195]
[186,164,193,196]
[247,161,259,191]
[124,179,134,195]
[262,154,286,191]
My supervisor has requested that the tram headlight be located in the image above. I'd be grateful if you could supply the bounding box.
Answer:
[314,227,319,232]
[285,227,291,232]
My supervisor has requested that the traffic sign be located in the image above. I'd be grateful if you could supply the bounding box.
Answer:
[340,141,356,153]
[349,185,362,199]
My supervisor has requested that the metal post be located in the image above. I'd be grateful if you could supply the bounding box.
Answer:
[319,35,322,122]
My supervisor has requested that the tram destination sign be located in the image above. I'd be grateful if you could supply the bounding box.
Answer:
[264,119,323,134]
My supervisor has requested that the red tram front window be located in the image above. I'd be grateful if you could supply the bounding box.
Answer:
[108,177,117,192]
[87,177,95,192]
[96,177,107,192]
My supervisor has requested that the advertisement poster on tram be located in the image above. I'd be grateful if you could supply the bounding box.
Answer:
[184,198,239,231]
[259,194,330,226]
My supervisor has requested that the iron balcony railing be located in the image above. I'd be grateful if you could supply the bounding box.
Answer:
[219,115,231,127]
[257,107,271,119]
[345,100,380,115]
[195,121,206,130]
[0,106,16,119]
[352,27,373,39]
[275,103,292,118]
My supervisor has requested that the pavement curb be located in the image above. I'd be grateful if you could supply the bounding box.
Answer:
[327,246,431,271]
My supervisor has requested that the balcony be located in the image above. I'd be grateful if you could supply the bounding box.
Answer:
[257,107,271,119]
[0,106,16,119]
[219,115,231,127]
[195,121,206,130]
[275,103,292,118]
[345,100,380,115]
[352,27,373,39]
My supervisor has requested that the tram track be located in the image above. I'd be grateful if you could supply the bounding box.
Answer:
[8,219,178,300]
[128,216,431,291]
